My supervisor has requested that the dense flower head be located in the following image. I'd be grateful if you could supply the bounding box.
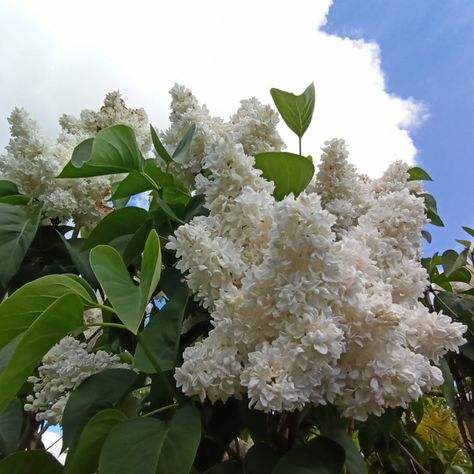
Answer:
[0,92,150,227]
[160,84,285,186]
[167,86,467,420]
[24,336,128,424]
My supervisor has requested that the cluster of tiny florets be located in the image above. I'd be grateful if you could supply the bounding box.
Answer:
[160,84,285,185]
[166,86,466,420]
[24,336,128,424]
[0,92,149,227]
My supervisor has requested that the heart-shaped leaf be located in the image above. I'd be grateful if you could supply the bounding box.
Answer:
[65,409,127,474]
[254,152,314,200]
[99,406,201,474]
[62,369,139,451]
[90,230,161,333]
[270,83,315,138]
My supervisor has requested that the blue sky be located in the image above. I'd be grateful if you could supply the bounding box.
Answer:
[324,1,474,253]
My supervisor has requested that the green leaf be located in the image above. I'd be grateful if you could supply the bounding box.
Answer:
[122,219,154,264]
[254,152,314,201]
[434,291,474,331]
[457,239,472,248]
[270,83,315,138]
[111,159,189,202]
[407,167,432,181]
[0,202,43,287]
[65,409,127,474]
[439,358,455,409]
[307,404,345,435]
[0,195,31,205]
[111,172,151,200]
[84,206,149,250]
[442,249,467,277]
[183,194,209,222]
[0,274,96,349]
[71,137,94,167]
[150,191,185,224]
[99,406,201,474]
[0,399,23,455]
[173,124,196,163]
[0,293,84,411]
[58,236,99,288]
[446,267,472,283]
[0,450,64,473]
[243,443,278,474]
[272,437,345,474]
[421,230,432,243]
[62,368,139,451]
[0,180,19,197]
[162,182,191,206]
[134,267,189,372]
[462,226,474,238]
[151,124,173,164]
[419,193,444,227]
[328,430,367,474]
[58,125,144,178]
[90,230,161,333]
[430,272,453,292]
[140,229,163,305]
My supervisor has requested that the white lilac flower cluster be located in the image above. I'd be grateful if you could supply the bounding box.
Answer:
[24,336,129,424]
[0,92,150,227]
[160,84,284,185]
[166,87,467,420]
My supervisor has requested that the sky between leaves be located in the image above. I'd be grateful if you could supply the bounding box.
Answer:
[0,0,471,252]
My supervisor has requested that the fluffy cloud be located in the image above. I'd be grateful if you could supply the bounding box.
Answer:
[0,0,424,176]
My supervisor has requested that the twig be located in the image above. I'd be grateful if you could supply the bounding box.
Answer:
[143,403,179,418]
[391,437,430,474]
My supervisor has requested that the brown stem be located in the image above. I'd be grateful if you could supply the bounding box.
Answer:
[71,224,81,239]
[449,358,474,466]
[391,437,430,474]
[18,412,40,450]
[286,411,299,450]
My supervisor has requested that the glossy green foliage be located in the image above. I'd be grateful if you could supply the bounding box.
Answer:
[254,151,314,200]
[59,125,144,178]
[90,230,161,333]
[65,409,127,474]
[270,83,315,138]
[134,267,189,372]
[0,450,64,473]
[0,293,84,410]
[0,202,43,287]
[62,369,140,451]
[99,406,201,474]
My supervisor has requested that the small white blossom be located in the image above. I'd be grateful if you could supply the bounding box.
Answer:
[24,337,129,424]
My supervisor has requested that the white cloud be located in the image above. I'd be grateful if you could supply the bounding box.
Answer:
[0,0,424,176]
